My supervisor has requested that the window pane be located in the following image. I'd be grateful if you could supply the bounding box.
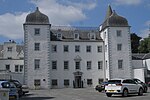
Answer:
[75,45,80,52]
[52,61,57,70]
[15,65,19,72]
[87,61,91,70]
[52,79,57,86]
[64,61,69,70]
[35,28,40,35]
[98,61,103,69]
[87,79,92,85]
[35,59,40,70]
[86,46,91,52]
[97,46,102,52]
[118,60,123,69]
[7,47,12,52]
[64,45,69,52]
[52,45,57,52]
[6,65,10,71]
[117,44,122,51]
[64,79,69,86]
[34,43,40,51]
[34,79,41,86]
[20,65,23,72]
[75,61,80,69]
[116,30,122,37]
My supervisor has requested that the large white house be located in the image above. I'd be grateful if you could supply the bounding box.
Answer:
[23,6,145,89]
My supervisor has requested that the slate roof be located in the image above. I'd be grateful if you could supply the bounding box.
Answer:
[25,7,49,25]
[132,53,147,60]
[50,26,103,42]
[100,6,129,31]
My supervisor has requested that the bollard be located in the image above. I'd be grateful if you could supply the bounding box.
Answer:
[0,88,9,100]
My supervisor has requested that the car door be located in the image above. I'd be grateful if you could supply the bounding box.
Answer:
[128,79,139,93]
[122,79,138,93]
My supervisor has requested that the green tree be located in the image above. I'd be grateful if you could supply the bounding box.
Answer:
[138,36,150,53]
[131,33,141,53]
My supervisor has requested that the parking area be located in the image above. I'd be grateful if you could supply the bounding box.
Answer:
[21,87,150,100]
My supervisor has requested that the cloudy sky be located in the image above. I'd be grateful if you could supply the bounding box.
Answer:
[0,0,150,43]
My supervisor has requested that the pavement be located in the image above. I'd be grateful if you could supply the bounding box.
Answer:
[21,87,150,100]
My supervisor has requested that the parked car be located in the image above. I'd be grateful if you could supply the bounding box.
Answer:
[0,80,19,99]
[132,78,148,93]
[9,80,24,97]
[105,78,144,97]
[0,79,29,97]
[95,82,108,92]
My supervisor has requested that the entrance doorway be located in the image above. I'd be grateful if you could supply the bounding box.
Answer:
[75,76,82,88]
[73,71,83,88]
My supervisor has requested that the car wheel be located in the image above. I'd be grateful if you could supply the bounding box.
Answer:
[138,88,143,96]
[122,89,128,97]
[98,90,102,92]
[106,93,112,97]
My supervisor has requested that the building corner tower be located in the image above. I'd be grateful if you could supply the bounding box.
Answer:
[100,5,133,79]
[23,7,51,89]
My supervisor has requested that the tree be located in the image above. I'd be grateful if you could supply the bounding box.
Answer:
[131,33,141,53]
[138,36,150,53]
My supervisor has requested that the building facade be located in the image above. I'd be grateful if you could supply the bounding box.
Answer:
[24,6,133,89]
[0,41,24,83]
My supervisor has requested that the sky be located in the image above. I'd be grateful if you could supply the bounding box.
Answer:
[0,0,150,43]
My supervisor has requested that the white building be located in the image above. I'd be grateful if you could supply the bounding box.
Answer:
[0,40,24,83]
[23,6,141,89]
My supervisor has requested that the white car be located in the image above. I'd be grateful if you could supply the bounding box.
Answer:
[105,78,144,97]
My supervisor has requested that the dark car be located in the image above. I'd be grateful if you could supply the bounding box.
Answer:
[133,78,148,93]
[95,82,108,92]
[0,79,29,97]
[0,80,19,99]
[9,80,24,97]
[0,79,23,97]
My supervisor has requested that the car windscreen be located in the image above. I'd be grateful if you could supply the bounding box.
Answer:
[1,82,10,88]
[108,80,121,84]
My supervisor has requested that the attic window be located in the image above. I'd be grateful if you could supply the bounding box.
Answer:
[57,33,62,40]
[89,33,95,40]
[74,33,79,40]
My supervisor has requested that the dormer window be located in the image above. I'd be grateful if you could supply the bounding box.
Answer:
[57,33,62,40]
[74,33,79,40]
[89,33,95,40]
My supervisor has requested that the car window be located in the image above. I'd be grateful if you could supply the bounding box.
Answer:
[135,79,142,84]
[123,79,136,84]
[1,82,10,88]
[10,83,16,88]
[108,80,121,84]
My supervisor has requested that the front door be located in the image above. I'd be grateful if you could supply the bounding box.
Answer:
[75,76,82,88]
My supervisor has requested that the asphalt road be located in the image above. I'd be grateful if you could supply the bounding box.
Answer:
[20,87,150,100]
